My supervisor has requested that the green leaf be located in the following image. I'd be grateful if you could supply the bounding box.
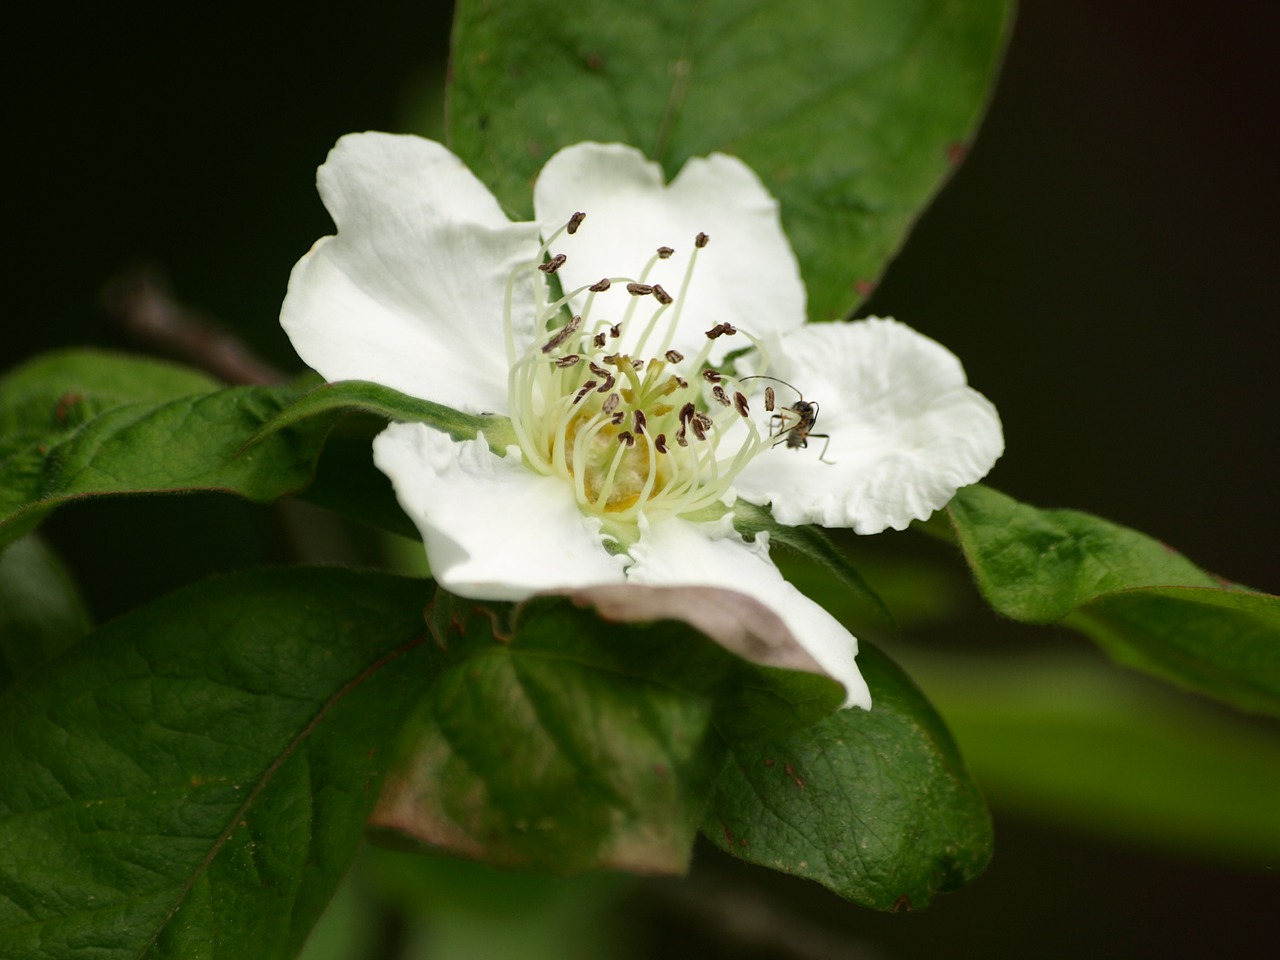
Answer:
[0,534,92,690]
[0,567,437,960]
[0,351,331,549]
[902,650,1280,868]
[448,0,1013,320]
[370,588,844,876]
[948,485,1280,716]
[703,642,992,911]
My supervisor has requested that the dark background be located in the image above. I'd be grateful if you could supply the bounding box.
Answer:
[7,2,1278,957]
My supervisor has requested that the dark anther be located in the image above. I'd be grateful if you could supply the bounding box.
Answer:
[541,315,582,353]
[554,354,582,368]
[610,323,623,338]
[764,386,776,412]
[633,409,648,434]
[593,332,607,348]
[539,253,568,274]
[590,361,610,378]
[597,375,615,393]
[574,380,599,403]
[602,392,620,414]
[654,434,669,453]
[675,426,689,447]
[657,246,674,259]
[611,412,626,425]
[618,431,635,447]
[734,392,750,417]
[679,402,697,423]
[652,284,673,305]
[567,211,586,235]
[603,352,622,366]
[665,349,684,363]
[705,322,737,339]
[712,385,730,406]
[589,278,612,292]
[626,282,654,296]
[674,375,688,388]
[691,417,707,441]
[632,358,645,370]
[702,369,723,383]
[695,232,710,248]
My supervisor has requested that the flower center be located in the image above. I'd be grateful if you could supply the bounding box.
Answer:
[504,213,773,529]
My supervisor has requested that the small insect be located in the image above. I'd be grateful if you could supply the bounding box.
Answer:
[740,375,833,462]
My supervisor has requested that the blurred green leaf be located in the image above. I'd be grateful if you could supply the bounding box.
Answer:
[0,351,330,550]
[949,485,1280,716]
[905,650,1280,867]
[703,643,992,911]
[448,0,1013,320]
[0,567,436,960]
[0,534,92,689]
[371,588,843,876]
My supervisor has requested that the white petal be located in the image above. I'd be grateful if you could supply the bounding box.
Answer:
[625,514,870,709]
[533,143,805,362]
[372,423,628,599]
[736,317,1003,532]
[281,132,541,413]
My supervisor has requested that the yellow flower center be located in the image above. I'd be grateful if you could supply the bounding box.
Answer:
[505,215,773,529]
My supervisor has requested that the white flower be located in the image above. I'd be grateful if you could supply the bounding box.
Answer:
[281,132,1004,710]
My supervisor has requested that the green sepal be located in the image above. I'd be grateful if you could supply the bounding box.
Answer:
[733,499,894,630]
[244,378,516,452]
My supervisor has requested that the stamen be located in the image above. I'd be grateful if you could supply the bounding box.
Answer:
[542,315,582,353]
[539,253,567,274]
[502,211,788,526]
[764,386,776,412]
